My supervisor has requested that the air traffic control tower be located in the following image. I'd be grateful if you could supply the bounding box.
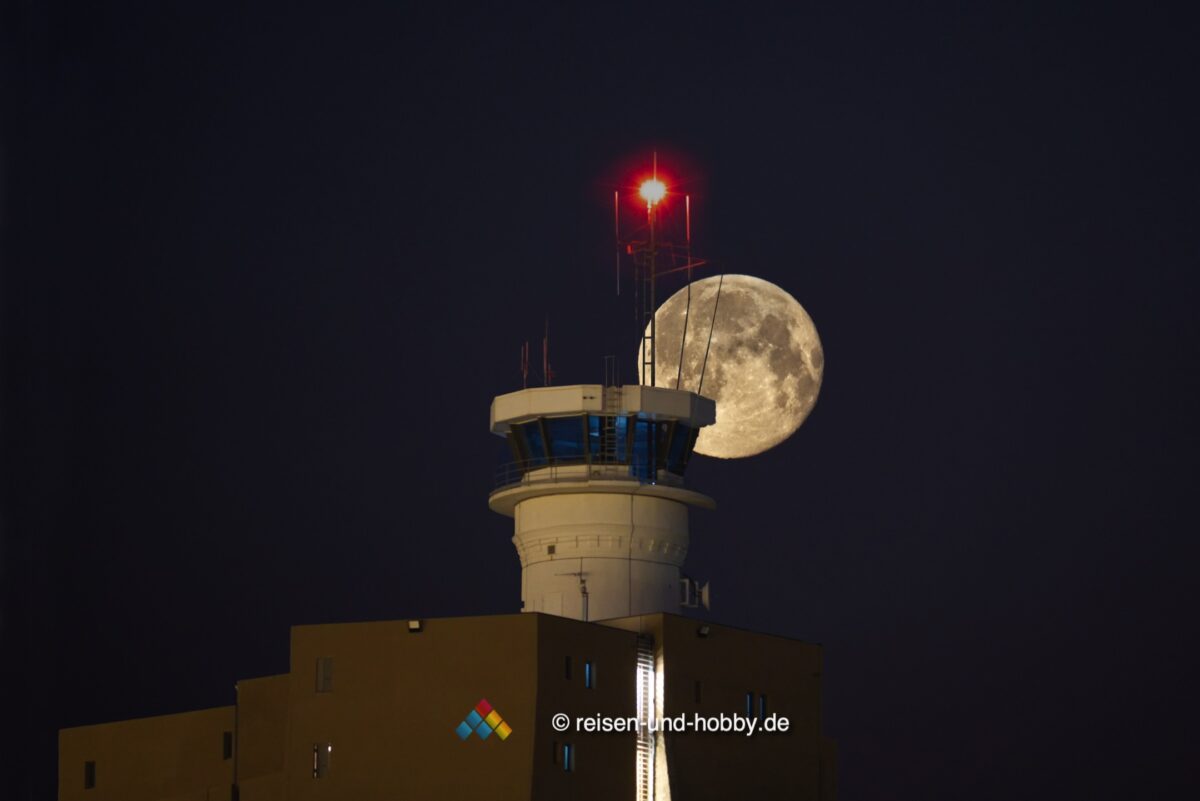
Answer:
[56,161,838,801]
[489,383,714,621]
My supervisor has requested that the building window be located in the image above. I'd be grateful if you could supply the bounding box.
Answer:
[84,761,95,789]
[666,422,693,474]
[545,415,586,462]
[759,694,768,720]
[564,655,572,680]
[521,421,548,467]
[315,657,333,693]
[584,660,593,689]
[745,691,754,718]
[694,680,702,703]
[223,731,233,760]
[562,742,574,772]
[547,544,556,555]
[312,743,331,778]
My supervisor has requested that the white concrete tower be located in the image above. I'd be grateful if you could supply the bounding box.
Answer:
[489,383,714,621]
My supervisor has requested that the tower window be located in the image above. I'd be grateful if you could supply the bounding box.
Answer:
[759,694,768,720]
[315,657,333,693]
[84,761,95,789]
[745,691,754,718]
[547,544,556,555]
[521,421,548,467]
[223,731,233,760]
[545,415,586,461]
[584,660,593,689]
[312,743,331,778]
[562,742,574,772]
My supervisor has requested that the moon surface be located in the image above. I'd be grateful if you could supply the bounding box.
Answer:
[637,274,823,459]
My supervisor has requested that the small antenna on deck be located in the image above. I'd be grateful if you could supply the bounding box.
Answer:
[520,341,530,389]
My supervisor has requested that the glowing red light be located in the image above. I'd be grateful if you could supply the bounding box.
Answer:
[639,179,666,205]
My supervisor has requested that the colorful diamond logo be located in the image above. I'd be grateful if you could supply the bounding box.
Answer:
[456,698,511,742]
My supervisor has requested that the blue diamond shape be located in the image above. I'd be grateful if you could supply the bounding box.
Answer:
[465,709,483,728]
[475,721,494,740]
[455,721,474,740]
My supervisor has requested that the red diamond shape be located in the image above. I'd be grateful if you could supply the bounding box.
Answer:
[475,698,493,716]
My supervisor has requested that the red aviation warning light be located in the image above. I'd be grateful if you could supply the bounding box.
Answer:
[638,178,667,206]
[612,153,706,388]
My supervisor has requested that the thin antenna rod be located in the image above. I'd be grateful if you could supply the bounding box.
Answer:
[521,341,530,389]
[686,193,691,244]
[697,273,724,396]
[677,194,692,389]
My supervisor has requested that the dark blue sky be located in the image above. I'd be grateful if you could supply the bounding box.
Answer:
[4,2,1198,798]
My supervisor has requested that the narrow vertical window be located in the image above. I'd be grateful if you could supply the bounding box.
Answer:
[312,743,331,778]
[223,731,233,760]
[694,679,702,703]
[564,655,572,680]
[315,657,333,693]
[562,742,574,772]
[759,694,768,720]
[84,761,95,789]
[584,660,593,689]
[745,691,754,718]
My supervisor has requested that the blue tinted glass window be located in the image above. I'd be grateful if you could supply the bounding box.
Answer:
[655,422,672,470]
[588,416,601,459]
[667,424,692,474]
[614,416,629,461]
[631,419,654,481]
[522,422,547,467]
[545,416,585,462]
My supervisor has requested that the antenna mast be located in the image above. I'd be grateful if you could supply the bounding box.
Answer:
[636,153,665,387]
[614,153,707,390]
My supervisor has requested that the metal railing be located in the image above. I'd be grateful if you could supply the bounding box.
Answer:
[492,456,679,492]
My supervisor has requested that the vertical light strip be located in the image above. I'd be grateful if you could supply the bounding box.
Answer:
[635,635,655,801]
[653,647,672,801]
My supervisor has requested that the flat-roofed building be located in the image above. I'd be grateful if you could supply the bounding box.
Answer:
[59,613,835,801]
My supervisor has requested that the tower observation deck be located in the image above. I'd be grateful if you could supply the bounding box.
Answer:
[489,383,715,621]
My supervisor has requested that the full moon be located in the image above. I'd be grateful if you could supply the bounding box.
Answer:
[637,274,824,459]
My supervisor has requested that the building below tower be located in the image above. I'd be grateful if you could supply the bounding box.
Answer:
[58,613,837,800]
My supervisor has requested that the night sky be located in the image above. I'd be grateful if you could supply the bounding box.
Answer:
[4,3,1198,799]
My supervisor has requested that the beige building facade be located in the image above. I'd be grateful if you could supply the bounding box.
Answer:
[60,613,835,800]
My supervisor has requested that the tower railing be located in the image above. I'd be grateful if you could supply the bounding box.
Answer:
[491,456,685,493]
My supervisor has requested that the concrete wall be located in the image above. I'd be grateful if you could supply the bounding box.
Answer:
[515,492,690,620]
[59,613,835,801]
[58,706,234,801]
[281,614,540,801]
[236,674,289,801]
[530,614,639,801]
